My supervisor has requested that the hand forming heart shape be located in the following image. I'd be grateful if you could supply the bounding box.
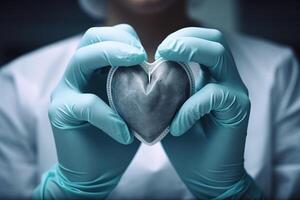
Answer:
[107,59,205,145]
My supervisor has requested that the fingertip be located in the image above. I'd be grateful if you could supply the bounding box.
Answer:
[124,133,135,145]
[114,24,139,40]
[154,51,161,60]
[130,49,147,65]
[169,120,184,137]
[155,39,177,61]
[155,48,168,61]
[122,126,135,145]
[119,136,134,145]
[105,112,132,144]
[99,43,145,68]
[116,121,134,145]
[119,45,147,66]
[114,24,147,53]
[156,42,165,56]
[141,49,148,61]
[131,45,147,56]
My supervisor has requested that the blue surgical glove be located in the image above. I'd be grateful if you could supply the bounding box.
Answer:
[156,28,264,199]
[33,24,146,199]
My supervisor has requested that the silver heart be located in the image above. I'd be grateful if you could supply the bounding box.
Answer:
[107,59,202,145]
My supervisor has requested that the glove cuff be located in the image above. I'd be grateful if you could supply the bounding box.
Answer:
[213,173,264,200]
[33,164,118,199]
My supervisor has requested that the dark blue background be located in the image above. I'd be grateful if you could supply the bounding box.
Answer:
[0,0,299,66]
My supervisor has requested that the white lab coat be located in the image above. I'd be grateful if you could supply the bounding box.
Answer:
[0,33,299,199]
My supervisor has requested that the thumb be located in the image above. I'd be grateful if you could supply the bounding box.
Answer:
[72,93,134,144]
[49,91,133,145]
[170,83,237,136]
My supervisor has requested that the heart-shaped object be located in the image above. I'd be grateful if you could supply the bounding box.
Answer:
[107,59,199,145]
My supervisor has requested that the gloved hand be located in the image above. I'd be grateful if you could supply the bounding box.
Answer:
[156,28,263,199]
[33,24,146,199]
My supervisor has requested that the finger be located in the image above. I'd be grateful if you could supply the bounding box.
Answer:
[73,93,134,144]
[156,36,243,86]
[170,83,250,136]
[113,24,140,41]
[78,25,144,50]
[64,41,146,90]
[158,37,223,66]
[113,24,147,59]
[49,91,133,144]
[155,27,227,60]
[162,27,226,45]
[157,36,226,79]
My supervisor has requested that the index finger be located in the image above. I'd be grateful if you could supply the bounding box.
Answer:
[78,24,144,50]
[156,32,244,88]
[64,41,146,91]
[164,27,227,46]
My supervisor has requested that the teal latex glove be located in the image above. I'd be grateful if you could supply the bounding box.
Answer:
[156,28,263,199]
[33,24,146,199]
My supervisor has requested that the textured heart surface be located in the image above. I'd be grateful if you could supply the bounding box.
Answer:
[107,59,194,145]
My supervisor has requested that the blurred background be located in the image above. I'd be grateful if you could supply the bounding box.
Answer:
[0,0,299,66]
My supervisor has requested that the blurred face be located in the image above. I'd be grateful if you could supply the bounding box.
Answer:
[111,0,181,14]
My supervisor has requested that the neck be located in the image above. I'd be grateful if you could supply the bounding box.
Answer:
[106,1,194,61]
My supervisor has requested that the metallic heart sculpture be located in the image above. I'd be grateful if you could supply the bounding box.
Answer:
[107,59,196,145]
